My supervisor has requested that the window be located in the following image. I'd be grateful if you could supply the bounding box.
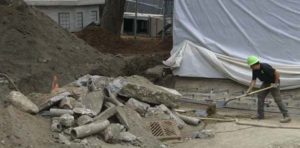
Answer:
[58,12,70,30]
[76,12,83,29]
[90,11,98,22]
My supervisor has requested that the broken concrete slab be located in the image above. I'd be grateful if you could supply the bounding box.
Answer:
[64,86,88,100]
[126,98,150,116]
[108,75,181,108]
[73,107,96,117]
[59,114,75,127]
[116,106,132,129]
[82,90,104,115]
[104,102,116,108]
[59,97,74,109]
[39,91,71,112]
[71,120,110,139]
[77,115,93,126]
[104,88,124,106]
[103,123,126,143]
[8,91,39,114]
[94,106,117,121]
[119,132,138,143]
[73,75,112,88]
[114,106,162,148]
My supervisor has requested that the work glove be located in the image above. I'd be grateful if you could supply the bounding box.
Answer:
[271,83,280,88]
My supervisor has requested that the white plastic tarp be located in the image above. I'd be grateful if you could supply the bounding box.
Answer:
[164,0,300,89]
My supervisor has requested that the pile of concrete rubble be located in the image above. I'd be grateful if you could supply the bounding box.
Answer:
[7,75,207,148]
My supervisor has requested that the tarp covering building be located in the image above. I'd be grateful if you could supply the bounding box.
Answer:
[164,0,300,89]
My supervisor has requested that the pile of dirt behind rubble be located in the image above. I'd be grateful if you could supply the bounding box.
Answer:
[0,0,126,94]
[74,25,172,55]
[1,74,213,148]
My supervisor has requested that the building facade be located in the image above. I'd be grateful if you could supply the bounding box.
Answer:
[25,0,104,32]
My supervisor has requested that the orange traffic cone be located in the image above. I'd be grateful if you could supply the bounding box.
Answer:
[51,75,59,93]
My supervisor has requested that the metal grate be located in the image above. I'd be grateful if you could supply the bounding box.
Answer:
[149,120,181,140]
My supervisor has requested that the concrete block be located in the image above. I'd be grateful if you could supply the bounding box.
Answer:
[8,91,39,114]
[77,115,93,126]
[82,90,104,115]
[59,114,75,127]
[94,106,117,121]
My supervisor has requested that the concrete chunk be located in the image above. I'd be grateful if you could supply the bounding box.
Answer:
[39,91,71,112]
[119,132,137,143]
[109,76,180,108]
[114,106,162,148]
[126,98,150,116]
[59,114,75,127]
[82,90,104,115]
[77,115,93,126]
[59,97,74,109]
[103,123,126,143]
[73,107,96,117]
[94,106,117,121]
[8,91,39,114]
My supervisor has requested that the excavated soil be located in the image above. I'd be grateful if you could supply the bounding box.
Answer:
[0,1,126,94]
[74,25,172,55]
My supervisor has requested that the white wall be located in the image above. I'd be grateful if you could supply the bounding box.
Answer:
[36,5,100,32]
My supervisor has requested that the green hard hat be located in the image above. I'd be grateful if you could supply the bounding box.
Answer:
[247,55,259,66]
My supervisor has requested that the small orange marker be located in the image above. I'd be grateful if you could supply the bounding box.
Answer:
[51,75,59,93]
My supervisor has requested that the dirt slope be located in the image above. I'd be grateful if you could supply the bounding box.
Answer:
[0,1,124,94]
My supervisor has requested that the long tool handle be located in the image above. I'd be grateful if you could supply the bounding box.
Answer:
[224,85,274,105]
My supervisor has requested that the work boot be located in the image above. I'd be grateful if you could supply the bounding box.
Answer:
[251,115,264,120]
[280,117,291,123]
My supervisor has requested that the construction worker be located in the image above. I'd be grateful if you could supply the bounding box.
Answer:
[246,56,291,123]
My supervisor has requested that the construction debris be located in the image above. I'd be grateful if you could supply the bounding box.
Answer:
[192,129,215,139]
[49,108,74,116]
[159,104,186,129]
[108,75,181,108]
[82,90,104,115]
[103,123,126,143]
[59,114,75,127]
[114,106,162,148]
[126,98,150,116]
[77,115,93,126]
[8,91,39,114]
[73,107,96,117]
[51,118,63,132]
[94,105,117,121]
[176,113,201,126]
[71,120,110,139]
[4,74,195,147]
[59,97,74,109]
[39,92,71,112]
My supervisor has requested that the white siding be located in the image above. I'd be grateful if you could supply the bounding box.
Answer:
[36,5,100,32]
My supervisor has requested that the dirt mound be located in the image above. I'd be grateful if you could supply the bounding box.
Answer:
[0,1,124,94]
[75,25,172,55]
[0,106,59,148]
